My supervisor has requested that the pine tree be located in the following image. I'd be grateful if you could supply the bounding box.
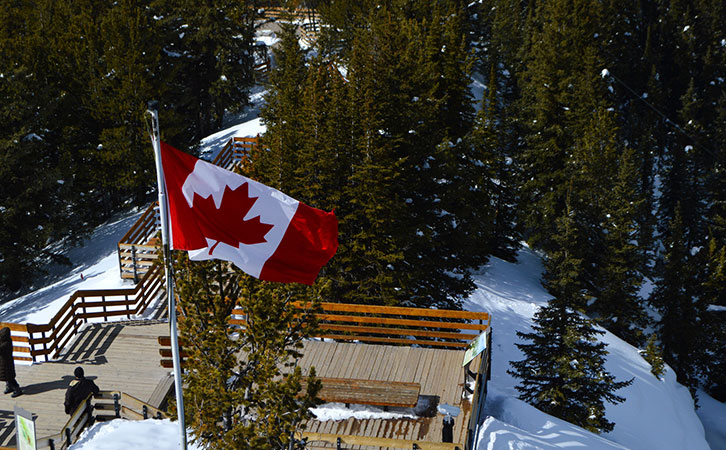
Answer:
[594,147,648,345]
[516,0,607,254]
[573,110,647,345]
[468,64,519,261]
[84,0,160,207]
[650,205,703,393]
[152,0,256,142]
[256,20,309,192]
[256,3,488,308]
[700,238,726,400]
[509,198,633,434]
[642,333,665,380]
[173,252,322,450]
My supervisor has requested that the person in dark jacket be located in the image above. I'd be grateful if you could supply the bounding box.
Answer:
[0,327,22,397]
[64,367,99,415]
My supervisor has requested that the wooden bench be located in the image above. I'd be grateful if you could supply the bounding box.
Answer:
[304,377,421,408]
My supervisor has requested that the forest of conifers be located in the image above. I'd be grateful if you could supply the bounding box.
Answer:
[1,0,724,404]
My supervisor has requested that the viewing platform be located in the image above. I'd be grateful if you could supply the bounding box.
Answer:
[0,320,170,448]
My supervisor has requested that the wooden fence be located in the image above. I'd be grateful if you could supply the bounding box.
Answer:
[160,301,490,366]
[211,136,259,170]
[260,6,321,46]
[261,6,321,24]
[117,202,160,281]
[1,264,164,364]
[230,302,491,348]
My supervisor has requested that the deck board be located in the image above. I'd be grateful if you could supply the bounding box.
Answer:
[297,340,471,447]
[0,321,171,447]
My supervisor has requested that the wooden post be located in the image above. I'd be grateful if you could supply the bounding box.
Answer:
[113,393,121,418]
[41,330,47,363]
[132,245,138,283]
[81,296,88,324]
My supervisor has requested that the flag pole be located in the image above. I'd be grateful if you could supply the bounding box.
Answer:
[147,102,187,450]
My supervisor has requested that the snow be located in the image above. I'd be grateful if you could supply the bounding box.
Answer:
[255,29,280,47]
[0,208,141,324]
[464,245,717,450]
[198,117,265,162]
[68,419,202,450]
[697,389,726,448]
[310,402,416,421]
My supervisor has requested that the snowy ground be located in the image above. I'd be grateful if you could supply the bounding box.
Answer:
[465,249,723,450]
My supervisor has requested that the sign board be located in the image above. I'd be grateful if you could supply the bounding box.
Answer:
[462,328,490,367]
[14,405,36,450]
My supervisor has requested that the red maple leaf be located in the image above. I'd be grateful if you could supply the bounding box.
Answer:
[190,182,274,255]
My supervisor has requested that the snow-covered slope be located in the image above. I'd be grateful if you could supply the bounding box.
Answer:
[465,247,716,450]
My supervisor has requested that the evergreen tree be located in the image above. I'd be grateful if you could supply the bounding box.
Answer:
[152,0,256,142]
[509,197,632,433]
[594,147,648,345]
[83,0,160,207]
[468,64,519,261]
[256,20,309,192]
[572,110,647,344]
[642,333,665,380]
[173,253,322,450]
[700,238,726,400]
[650,205,703,393]
[0,1,81,292]
[516,0,607,254]
[258,3,489,308]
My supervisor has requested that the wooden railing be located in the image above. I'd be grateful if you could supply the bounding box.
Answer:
[117,202,160,281]
[304,302,490,348]
[211,136,259,170]
[261,6,321,23]
[26,390,167,450]
[260,6,321,46]
[1,264,164,364]
[302,433,463,450]
[465,329,491,450]
[160,302,490,367]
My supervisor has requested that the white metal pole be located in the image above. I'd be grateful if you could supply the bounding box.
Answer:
[147,103,187,450]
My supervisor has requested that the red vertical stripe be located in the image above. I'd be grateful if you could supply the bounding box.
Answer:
[260,203,338,285]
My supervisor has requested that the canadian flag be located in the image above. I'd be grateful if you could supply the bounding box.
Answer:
[160,142,338,285]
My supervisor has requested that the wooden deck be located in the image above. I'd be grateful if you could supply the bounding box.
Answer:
[295,340,473,449]
[0,321,171,447]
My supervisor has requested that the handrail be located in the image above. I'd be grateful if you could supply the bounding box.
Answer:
[1,263,164,364]
[233,301,490,348]
[117,202,160,281]
[302,432,463,450]
[33,390,167,450]
[160,303,491,367]
[210,136,259,170]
